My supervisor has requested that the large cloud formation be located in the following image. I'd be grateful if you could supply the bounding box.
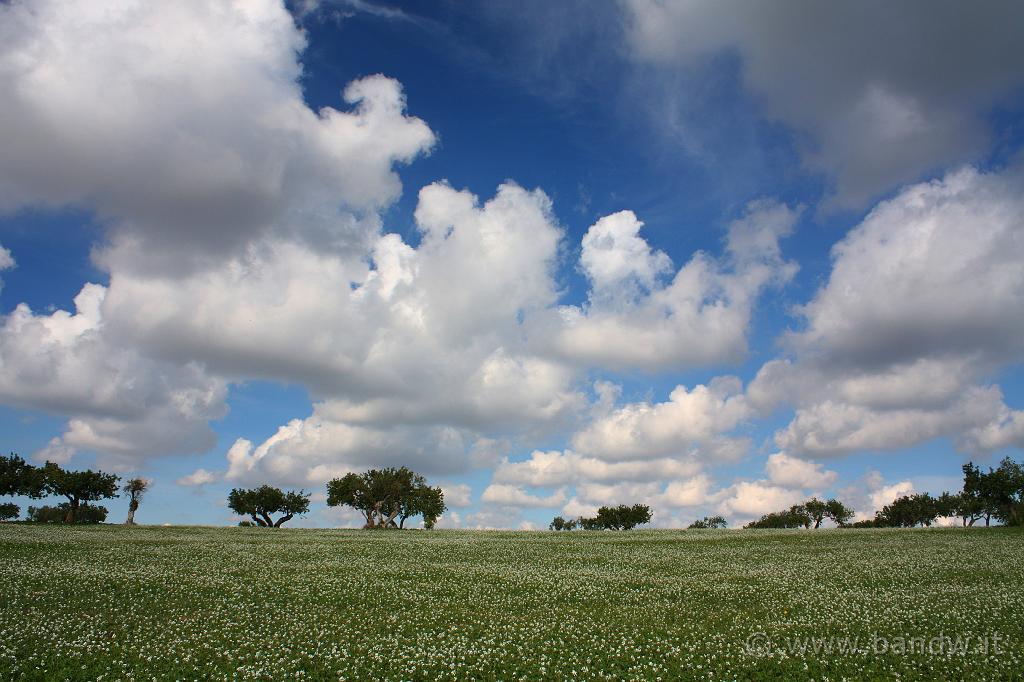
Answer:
[623,0,1024,207]
[550,200,798,370]
[752,164,1024,458]
[0,284,226,466]
[0,1,797,482]
[0,0,435,272]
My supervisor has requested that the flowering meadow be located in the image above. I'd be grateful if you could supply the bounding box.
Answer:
[1,525,1021,680]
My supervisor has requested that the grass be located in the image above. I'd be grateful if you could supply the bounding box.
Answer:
[1,525,1022,680]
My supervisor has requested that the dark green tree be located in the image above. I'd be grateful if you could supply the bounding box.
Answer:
[875,493,939,527]
[582,504,653,530]
[962,462,984,525]
[688,515,727,529]
[804,498,828,528]
[28,503,108,524]
[746,498,853,529]
[1,453,46,500]
[227,485,310,527]
[549,516,578,530]
[398,478,445,529]
[935,491,960,520]
[744,508,809,529]
[42,461,120,523]
[825,498,855,527]
[989,457,1024,526]
[0,502,19,521]
[327,468,444,529]
[950,487,985,527]
[957,460,1024,526]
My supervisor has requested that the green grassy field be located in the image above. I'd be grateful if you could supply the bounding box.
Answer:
[1,525,1022,681]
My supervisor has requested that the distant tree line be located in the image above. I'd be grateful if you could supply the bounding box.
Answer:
[549,504,653,531]
[851,458,1024,528]
[1,453,148,524]
[229,467,446,529]
[745,498,854,529]
[743,457,1024,530]
[5,451,1022,531]
[687,515,727,529]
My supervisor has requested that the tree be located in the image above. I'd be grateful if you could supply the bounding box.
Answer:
[989,457,1024,526]
[326,468,444,529]
[28,503,108,524]
[580,504,653,530]
[688,515,727,529]
[948,487,985,527]
[123,478,150,525]
[396,475,445,529]
[875,493,939,527]
[935,491,960,520]
[1,453,46,499]
[744,509,808,529]
[744,498,853,530]
[802,498,829,528]
[549,516,577,531]
[825,498,855,527]
[227,485,310,527]
[42,462,120,523]
[0,502,19,521]
[962,462,1000,526]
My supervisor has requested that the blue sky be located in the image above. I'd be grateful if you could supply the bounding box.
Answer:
[1,0,1023,528]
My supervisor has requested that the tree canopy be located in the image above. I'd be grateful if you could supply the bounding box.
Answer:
[0,502,19,521]
[326,468,445,529]
[688,515,727,529]
[42,461,120,523]
[745,498,855,529]
[1,455,120,523]
[28,503,108,524]
[227,485,310,528]
[549,516,577,531]
[1,453,46,500]
[578,504,652,531]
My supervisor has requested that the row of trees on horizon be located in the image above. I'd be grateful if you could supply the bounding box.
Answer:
[549,503,654,531]
[0,454,148,524]
[227,467,446,529]
[744,458,1024,529]
[3,454,1023,529]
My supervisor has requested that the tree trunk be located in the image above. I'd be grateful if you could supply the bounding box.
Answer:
[273,514,293,528]
[126,499,138,525]
[382,508,401,528]
[259,511,274,527]
[65,497,78,523]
